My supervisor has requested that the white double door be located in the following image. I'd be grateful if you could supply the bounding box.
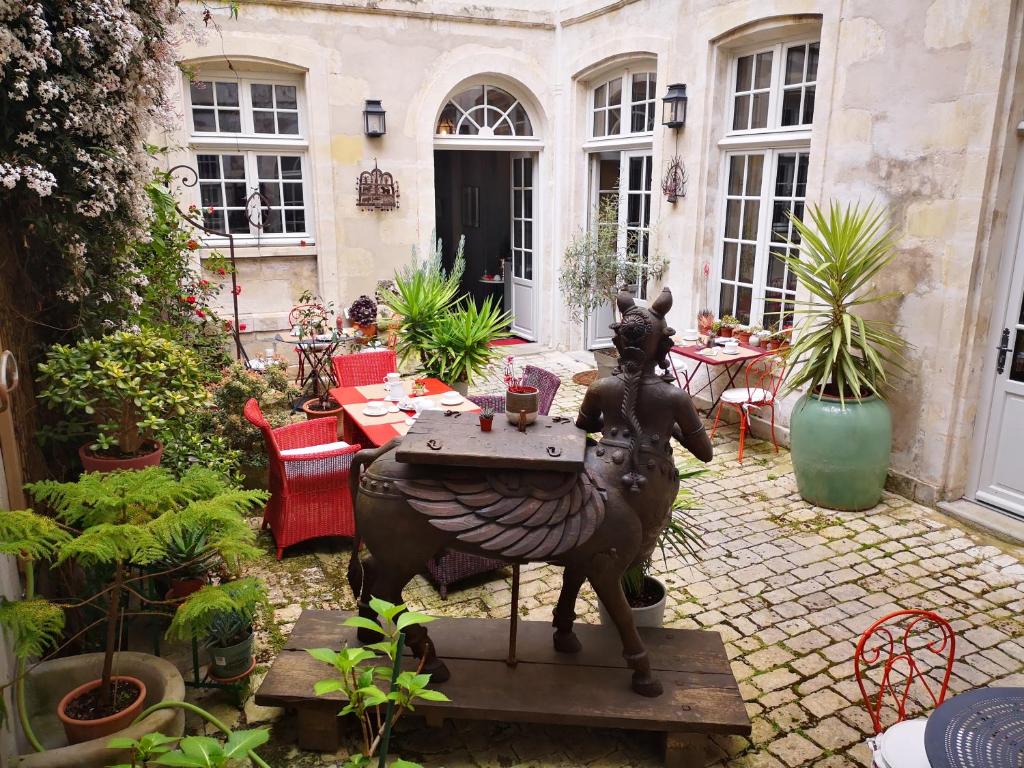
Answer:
[509,153,536,340]
[974,196,1024,516]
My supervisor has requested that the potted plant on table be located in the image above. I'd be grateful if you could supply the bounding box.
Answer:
[598,464,705,628]
[479,405,495,432]
[36,329,209,472]
[347,294,379,339]
[781,201,907,511]
[734,325,752,344]
[717,315,739,338]
[697,308,715,336]
[294,290,335,340]
[0,467,265,755]
[165,578,268,680]
[503,357,539,426]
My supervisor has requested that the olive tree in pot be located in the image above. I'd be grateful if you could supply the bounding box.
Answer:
[782,201,908,511]
[165,578,268,680]
[559,196,668,377]
[0,467,265,752]
[36,329,209,472]
[598,464,705,628]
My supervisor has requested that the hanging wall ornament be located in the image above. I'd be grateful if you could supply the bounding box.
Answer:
[661,156,688,203]
[356,160,400,211]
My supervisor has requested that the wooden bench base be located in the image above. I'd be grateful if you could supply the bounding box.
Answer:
[255,610,750,766]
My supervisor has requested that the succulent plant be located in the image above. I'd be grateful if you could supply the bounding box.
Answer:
[348,294,378,326]
[480,405,495,419]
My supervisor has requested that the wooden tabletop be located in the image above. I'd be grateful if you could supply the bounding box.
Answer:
[330,378,480,447]
[671,339,767,366]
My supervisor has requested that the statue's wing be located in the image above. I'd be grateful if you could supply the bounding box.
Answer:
[394,469,606,560]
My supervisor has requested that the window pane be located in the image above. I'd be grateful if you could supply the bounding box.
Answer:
[785,46,806,85]
[739,245,756,283]
[281,156,302,179]
[215,82,239,106]
[192,109,216,132]
[276,111,296,135]
[262,209,282,233]
[599,159,619,190]
[197,155,219,179]
[627,194,641,227]
[454,86,483,113]
[725,200,741,238]
[719,284,735,316]
[594,83,607,109]
[631,104,647,133]
[767,252,787,289]
[728,156,745,195]
[733,95,749,130]
[493,118,513,135]
[722,242,738,280]
[522,159,532,186]
[275,84,297,109]
[223,155,245,179]
[257,155,278,178]
[251,84,273,108]
[771,202,791,241]
[513,191,522,218]
[486,86,514,114]
[224,182,247,207]
[802,86,816,124]
[253,111,276,133]
[742,200,760,240]
[632,74,648,103]
[227,209,249,233]
[608,78,622,106]
[775,154,796,196]
[754,52,773,89]
[745,155,764,195]
[200,184,222,207]
[807,43,820,81]
[259,182,281,206]
[781,89,802,126]
[285,209,306,233]
[524,190,533,217]
[283,183,303,205]
[190,81,214,106]
[751,93,769,129]
[203,210,224,232]
[736,287,753,324]
[593,110,605,137]
[524,252,532,280]
[735,55,753,91]
[510,104,532,135]
[218,110,241,133]
[608,106,621,135]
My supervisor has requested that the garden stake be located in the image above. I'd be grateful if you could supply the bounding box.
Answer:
[378,630,406,768]
[507,564,520,667]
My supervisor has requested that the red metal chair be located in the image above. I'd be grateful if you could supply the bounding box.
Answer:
[855,609,955,739]
[243,398,361,559]
[709,354,786,463]
[331,349,398,388]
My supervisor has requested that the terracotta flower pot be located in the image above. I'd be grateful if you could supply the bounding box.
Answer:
[301,398,344,420]
[506,386,539,426]
[57,675,147,745]
[79,441,163,473]
[479,416,493,432]
[165,578,205,602]
[354,322,377,338]
[735,331,752,344]
[718,327,734,338]
[766,339,781,351]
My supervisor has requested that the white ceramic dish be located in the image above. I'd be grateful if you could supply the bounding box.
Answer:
[362,401,389,416]
[440,393,464,406]
[397,398,416,411]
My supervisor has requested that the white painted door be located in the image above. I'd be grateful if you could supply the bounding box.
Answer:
[976,213,1024,516]
[586,150,653,348]
[510,154,535,340]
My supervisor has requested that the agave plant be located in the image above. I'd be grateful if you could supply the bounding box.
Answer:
[781,201,907,404]
[420,297,511,386]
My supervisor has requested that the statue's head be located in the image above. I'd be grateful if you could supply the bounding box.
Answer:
[609,287,675,374]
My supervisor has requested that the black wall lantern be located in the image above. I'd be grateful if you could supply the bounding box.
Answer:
[662,83,688,129]
[363,99,386,137]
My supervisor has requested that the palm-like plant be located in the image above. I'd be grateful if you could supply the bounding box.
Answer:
[781,201,907,404]
[420,297,511,386]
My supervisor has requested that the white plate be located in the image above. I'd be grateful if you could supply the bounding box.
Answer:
[387,405,400,413]
[362,401,389,417]
[722,348,740,355]
[440,393,464,406]
[397,398,416,411]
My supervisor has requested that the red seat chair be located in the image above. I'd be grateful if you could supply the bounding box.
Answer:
[243,398,361,559]
[332,349,398,388]
[710,354,786,463]
[855,609,956,766]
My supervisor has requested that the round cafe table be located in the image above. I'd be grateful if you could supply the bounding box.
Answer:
[924,687,1024,768]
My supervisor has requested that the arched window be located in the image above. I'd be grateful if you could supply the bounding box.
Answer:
[436,85,533,137]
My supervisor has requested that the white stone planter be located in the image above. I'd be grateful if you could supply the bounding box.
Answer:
[597,576,667,628]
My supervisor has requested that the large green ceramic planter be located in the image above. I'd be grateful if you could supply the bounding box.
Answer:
[790,392,892,511]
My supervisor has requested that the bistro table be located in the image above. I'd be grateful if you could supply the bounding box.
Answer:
[274,331,359,398]
[923,686,1024,768]
[329,377,480,448]
[670,337,769,415]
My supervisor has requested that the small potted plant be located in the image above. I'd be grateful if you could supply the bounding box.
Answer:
[294,290,335,340]
[503,357,539,426]
[156,527,219,601]
[747,324,764,346]
[166,578,268,681]
[301,372,344,420]
[718,315,739,338]
[36,329,209,472]
[347,294,378,338]
[697,308,715,336]
[734,324,752,344]
[479,405,495,432]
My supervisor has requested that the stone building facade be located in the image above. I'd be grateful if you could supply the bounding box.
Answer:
[165,0,1024,519]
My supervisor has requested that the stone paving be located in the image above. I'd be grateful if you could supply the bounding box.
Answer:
[192,346,1024,768]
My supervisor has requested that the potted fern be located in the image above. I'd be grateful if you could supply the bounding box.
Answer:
[165,578,268,680]
[36,329,209,472]
[0,467,265,750]
[782,201,907,510]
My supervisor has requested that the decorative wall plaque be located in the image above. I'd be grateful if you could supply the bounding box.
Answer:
[661,155,688,203]
[356,160,400,211]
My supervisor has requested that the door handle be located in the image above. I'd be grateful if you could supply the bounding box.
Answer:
[997,328,1011,375]
[0,350,19,414]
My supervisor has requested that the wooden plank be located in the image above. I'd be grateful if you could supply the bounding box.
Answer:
[284,612,732,677]
[395,411,586,471]
[257,651,750,735]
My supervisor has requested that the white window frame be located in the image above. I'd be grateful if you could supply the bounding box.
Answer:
[185,71,313,246]
[712,38,818,326]
[585,68,658,147]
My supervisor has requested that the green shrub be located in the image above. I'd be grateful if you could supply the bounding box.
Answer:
[210,363,301,469]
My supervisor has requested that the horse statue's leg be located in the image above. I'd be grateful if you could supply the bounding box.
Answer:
[588,566,662,697]
[552,564,587,654]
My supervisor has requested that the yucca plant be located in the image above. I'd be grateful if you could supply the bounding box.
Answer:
[383,236,466,366]
[781,201,907,404]
[420,297,511,386]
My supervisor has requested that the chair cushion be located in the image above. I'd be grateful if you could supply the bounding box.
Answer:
[721,387,771,404]
[280,441,350,457]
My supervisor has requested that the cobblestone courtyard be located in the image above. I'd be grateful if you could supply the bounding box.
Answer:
[203,346,1024,768]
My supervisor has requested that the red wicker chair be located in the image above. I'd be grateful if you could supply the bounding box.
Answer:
[424,369,562,598]
[332,350,398,388]
[243,398,361,559]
